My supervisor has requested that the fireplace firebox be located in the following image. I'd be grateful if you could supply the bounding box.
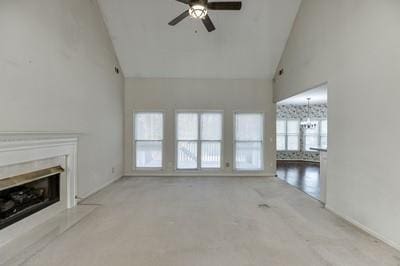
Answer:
[0,166,63,230]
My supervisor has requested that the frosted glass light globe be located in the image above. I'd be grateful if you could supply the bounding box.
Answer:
[189,5,208,19]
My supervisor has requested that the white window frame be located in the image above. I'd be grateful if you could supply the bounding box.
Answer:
[320,119,328,149]
[276,119,300,152]
[175,110,224,171]
[233,112,265,172]
[133,111,165,170]
[276,119,287,152]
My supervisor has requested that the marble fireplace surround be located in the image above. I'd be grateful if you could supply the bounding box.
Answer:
[0,133,78,248]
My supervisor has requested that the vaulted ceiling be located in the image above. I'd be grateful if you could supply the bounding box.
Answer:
[97,0,301,79]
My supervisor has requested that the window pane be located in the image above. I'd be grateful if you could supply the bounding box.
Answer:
[177,141,198,169]
[235,113,263,141]
[201,142,221,168]
[321,120,328,135]
[177,113,198,140]
[287,136,299,151]
[201,113,222,140]
[320,136,328,149]
[135,113,163,140]
[287,120,299,134]
[136,141,162,168]
[305,136,319,151]
[235,142,262,170]
[276,120,286,134]
[277,135,286,151]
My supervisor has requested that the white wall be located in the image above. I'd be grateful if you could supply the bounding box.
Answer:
[125,78,276,176]
[0,0,124,198]
[274,0,400,249]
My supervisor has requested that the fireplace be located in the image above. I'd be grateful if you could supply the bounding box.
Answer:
[0,166,63,230]
[0,135,77,249]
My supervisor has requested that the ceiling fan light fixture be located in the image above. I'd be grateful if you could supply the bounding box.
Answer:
[168,0,242,32]
[189,5,208,19]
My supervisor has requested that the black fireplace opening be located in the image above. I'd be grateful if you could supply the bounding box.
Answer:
[0,173,60,230]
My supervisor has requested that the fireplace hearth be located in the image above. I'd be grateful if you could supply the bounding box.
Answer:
[0,167,63,230]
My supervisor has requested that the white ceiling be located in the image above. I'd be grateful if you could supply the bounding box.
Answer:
[97,0,301,79]
[278,85,328,105]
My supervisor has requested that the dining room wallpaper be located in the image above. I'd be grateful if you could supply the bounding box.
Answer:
[277,104,328,162]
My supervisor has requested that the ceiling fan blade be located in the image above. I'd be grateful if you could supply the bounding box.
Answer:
[168,10,190,26]
[202,15,216,32]
[207,2,242,10]
[176,0,189,3]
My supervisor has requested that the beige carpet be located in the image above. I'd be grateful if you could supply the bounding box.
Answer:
[20,177,400,266]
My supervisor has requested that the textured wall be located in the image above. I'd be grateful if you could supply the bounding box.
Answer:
[277,104,327,161]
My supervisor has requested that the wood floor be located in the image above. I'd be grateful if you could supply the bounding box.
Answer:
[277,161,321,200]
[11,177,400,265]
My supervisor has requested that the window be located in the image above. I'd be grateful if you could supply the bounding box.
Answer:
[134,112,163,168]
[304,120,320,151]
[201,113,223,168]
[276,120,300,151]
[234,113,264,171]
[276,120,286,151]
[304,119,328,151]
[176,112,223,170]
[320,120,328,149]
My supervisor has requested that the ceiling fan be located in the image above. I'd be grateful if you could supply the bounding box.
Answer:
[168,0,242,32]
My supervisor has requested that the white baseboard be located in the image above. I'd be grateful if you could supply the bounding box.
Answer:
[78,174,122,201]
[326,204,400,252]
[123,172,276,178]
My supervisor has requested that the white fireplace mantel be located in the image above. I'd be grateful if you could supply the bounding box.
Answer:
[0,133,78,208]
[0,133,79,248]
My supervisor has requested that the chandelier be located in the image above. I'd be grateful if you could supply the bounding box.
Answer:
[301,98,318,129]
